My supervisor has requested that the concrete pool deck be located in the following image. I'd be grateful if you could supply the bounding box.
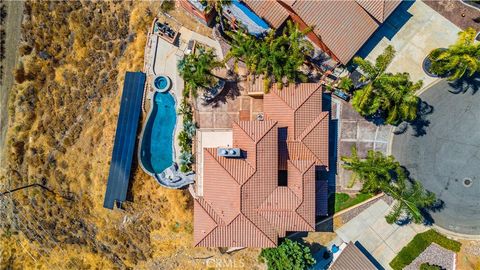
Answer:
[145,25,222,166]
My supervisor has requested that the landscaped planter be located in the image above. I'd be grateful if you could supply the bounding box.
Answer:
[423,48,445,77]
[423,48,447,78]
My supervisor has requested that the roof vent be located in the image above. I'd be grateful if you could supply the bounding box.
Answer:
[256,113,264,121]
[218,148,241,158]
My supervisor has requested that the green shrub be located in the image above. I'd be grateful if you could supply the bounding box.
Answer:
[420,263,443,270]
[390,230,461,270]
[259,239,315,270]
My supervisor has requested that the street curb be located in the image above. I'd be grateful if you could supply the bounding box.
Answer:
[387,79,444,155]
[433,224,480,241]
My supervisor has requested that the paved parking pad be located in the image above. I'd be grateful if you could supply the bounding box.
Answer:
[335,200,428,269]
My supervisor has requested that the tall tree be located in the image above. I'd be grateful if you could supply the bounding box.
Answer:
[202,0,232,30]
[352,46,422,125]
[341,146,400,191]
[429,27,480,81]
[226,21,312,91]
[177,48,222,98]
[342,147,437,224]
[383,172,437,224]
[259,239,316,270]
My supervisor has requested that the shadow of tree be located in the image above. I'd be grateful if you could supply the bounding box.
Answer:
[201,79,241,108]
[447,75,480,94]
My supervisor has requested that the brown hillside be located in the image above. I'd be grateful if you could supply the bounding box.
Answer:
[0,1,260,269]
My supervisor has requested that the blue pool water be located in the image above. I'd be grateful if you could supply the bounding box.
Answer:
[140,92,176,174]
[154,76,168,90]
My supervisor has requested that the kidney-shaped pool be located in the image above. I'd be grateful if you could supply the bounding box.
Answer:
[139,91,176,175]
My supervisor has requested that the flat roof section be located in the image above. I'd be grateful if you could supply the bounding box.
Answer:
[104,72,146,209]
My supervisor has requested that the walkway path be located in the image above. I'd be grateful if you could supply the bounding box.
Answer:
[336,98,392,191]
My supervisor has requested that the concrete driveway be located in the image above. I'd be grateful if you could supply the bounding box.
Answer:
[335,200,428,270]
[358,0,461,88]
[392,79,480,235]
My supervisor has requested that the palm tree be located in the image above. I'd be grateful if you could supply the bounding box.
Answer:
[383,173,437,224]
[429,27,480,81]
[202,0,232,31]
[353,45,395,82]
[342,148,437,224]
[177,48,222,98]
[225,21,312,90]
[337,77,354,93]
[341,146,400,191]
[352,46,422,125]
[375,72,421,124]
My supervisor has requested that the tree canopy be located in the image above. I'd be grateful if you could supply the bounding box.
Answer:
[341,147,437,224]
[259,239,316,270]
[429,27,480,81]
[352,46,422,125]
[226,21,313,91]
[177,47,222,98]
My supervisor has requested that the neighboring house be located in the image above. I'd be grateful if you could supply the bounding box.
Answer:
[193,83,330,247]
[179,0,216,26]
[243,0,402,64]
[329,242,377,270]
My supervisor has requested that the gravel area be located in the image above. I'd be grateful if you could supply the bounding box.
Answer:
[405,243,456,270]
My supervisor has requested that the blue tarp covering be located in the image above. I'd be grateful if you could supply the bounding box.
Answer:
[103,72,146,209]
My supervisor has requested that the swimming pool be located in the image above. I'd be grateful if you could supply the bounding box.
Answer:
[139,91,176,175]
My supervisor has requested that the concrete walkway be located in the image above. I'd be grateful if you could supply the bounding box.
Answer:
[361,0,460,89]
[334,200,428,270]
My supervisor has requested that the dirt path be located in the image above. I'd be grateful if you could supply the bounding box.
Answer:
[0,1,24,170]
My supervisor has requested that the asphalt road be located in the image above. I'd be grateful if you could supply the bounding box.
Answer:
[392,79,480,235]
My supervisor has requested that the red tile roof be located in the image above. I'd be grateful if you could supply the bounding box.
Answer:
[356,0,402,23]
[330,242,377,270]
[241,0,401,64]
[194,84,329,247]
[242,0,290,28]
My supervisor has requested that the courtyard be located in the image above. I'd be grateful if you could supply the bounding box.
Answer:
[392,79,480,235]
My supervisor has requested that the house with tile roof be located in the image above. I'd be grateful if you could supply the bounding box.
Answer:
[242,0,402,64]
[193,83,329,247]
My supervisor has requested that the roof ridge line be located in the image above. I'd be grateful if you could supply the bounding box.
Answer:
[295,173,316,230]
[195,213,243,247]
[196,197,224,226]
[205,148,250,186]
[239,210,278,246]
[298,111,329,140]
[271,87,296,111]
[292,83,322,113]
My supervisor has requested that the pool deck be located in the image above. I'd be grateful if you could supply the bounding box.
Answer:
[144,23,223,166]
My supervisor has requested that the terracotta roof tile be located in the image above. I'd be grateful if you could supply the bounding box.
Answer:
[356,0,402,23]
[195,82,329,247]
[242,0,290,28]
[330,242,377,270]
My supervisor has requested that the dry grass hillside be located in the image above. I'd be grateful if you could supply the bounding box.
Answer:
[0,1,261,269]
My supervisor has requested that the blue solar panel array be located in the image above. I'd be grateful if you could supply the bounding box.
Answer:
[104,72,146,209]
